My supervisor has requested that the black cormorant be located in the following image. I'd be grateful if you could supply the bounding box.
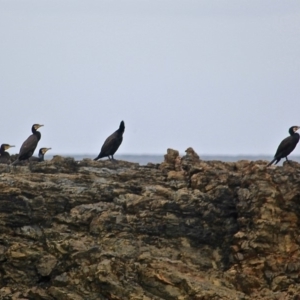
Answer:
[0,144,15,164]
[12,124,43,165]
[267,126,300,166]
[94,120,125,161]
[29,147,51,162]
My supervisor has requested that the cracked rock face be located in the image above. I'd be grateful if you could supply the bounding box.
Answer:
[1,151,300,299]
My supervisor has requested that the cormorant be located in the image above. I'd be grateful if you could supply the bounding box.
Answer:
[12,124,43,165]
[94,120,125,161]
[267,126,300,166]
[29,147,51,162]
[0,144,15,164]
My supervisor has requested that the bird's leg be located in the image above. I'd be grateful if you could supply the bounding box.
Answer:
[285,157,291,164]
[111,156,117,163]
[108,156,112,161]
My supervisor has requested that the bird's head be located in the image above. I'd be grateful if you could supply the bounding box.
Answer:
[290,126,300,135]
[33,124,44,130]
[293,126,300,132]
[39,148,51,155]
[1,144,15,151]
[31,124,44,133]
[119,120,125,133]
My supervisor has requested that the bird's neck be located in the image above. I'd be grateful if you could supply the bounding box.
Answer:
[34,131,41,141]
[38,153,44,161]
[118,128,125,134]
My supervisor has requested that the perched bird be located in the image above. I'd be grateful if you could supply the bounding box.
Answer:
[12,124,43,165]
[94,120,125,161]
[29,147,51,162]
[267,126,300,166]
[0,144,15,164]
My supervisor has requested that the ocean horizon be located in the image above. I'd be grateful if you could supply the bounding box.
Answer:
[47,154,300,166]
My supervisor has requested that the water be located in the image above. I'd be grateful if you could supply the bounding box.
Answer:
[51,154,300,166]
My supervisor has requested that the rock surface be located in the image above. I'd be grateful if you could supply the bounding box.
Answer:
[1,150,300,299]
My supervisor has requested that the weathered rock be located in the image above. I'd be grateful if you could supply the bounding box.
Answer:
[0,151,300,299]
[160,148,180,173]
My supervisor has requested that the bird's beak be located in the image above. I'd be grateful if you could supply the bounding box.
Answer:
[37,124,44,128]
[7,145,15,149]
[44,148,51,153]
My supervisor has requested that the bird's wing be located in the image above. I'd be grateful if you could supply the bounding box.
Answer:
[275,136,294,157]
[19,135,38,157]
[100,132,122,156]
[100,134,117,154]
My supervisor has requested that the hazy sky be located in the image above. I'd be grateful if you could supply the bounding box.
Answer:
[1,0,300,155]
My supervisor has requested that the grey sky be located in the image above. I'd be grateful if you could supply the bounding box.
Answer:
[1,1,300,155]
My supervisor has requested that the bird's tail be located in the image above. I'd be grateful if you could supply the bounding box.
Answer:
[94,153,105,161]
[94,155,102,161]
[267,158,277,167]
[11,159,19,166]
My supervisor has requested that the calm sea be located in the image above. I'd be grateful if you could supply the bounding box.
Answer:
[51,154,300,166]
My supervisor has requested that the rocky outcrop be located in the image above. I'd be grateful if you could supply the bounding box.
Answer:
[0,150,300,299]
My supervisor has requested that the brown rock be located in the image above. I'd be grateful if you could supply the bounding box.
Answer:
[1,153,300,299]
